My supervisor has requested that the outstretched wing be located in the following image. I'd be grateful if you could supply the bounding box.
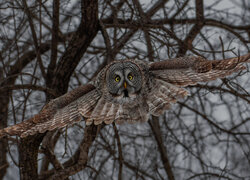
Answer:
[147,78,189,116]
[147,54,250,115]
[0,84,101,138]
[149,53,250,87]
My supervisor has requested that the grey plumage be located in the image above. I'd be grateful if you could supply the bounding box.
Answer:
[0,54,250,138]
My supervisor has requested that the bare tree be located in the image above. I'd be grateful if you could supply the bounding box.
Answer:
[0,0,249,179]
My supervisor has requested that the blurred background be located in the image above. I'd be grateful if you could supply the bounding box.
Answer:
[0,0,249,179]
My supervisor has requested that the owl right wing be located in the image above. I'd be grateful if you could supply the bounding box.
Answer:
[0,84,101,138]
[147,53,250,116]
[149,53,250,87]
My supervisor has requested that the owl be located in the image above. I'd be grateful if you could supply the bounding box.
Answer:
[0,54,249,138]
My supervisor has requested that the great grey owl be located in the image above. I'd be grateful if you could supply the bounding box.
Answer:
[0,54,250,138]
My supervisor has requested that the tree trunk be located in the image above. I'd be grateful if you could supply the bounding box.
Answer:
[18,0,99,179]
[18,135,44,180]
[0,94,9,180]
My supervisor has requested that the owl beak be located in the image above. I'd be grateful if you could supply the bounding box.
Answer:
[123,82,127,89]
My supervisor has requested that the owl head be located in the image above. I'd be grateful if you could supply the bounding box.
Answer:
[105,60,143,100]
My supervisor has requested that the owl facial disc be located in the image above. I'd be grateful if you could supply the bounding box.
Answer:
[106,61,142,99]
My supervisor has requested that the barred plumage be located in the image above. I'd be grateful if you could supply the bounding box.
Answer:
[0,54,249,138]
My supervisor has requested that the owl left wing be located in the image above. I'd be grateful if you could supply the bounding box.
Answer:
[0,84,101,138]
[146,53,250,116]
[149,53,250,87]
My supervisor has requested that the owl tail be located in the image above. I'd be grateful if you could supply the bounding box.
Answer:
[147,79,189,116]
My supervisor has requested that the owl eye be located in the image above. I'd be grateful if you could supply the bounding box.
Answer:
[115,75,120,82]
[127,73,133,81]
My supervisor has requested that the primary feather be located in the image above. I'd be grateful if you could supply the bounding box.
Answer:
[0,54,249,138]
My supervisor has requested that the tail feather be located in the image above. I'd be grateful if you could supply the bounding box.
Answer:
[116,104,149,124]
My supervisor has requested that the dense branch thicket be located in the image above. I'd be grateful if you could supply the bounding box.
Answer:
[0,0,249,179]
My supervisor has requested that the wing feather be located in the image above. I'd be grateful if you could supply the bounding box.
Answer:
[0,84,101,138]
[149,54,250,87]
[147,79,189,116]
[86,98,149,125]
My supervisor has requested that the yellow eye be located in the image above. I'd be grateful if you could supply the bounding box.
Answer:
[115,75,120,82]
[128,74,133,80]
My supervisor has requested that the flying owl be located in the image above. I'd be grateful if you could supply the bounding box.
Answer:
[0,54,250,138]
